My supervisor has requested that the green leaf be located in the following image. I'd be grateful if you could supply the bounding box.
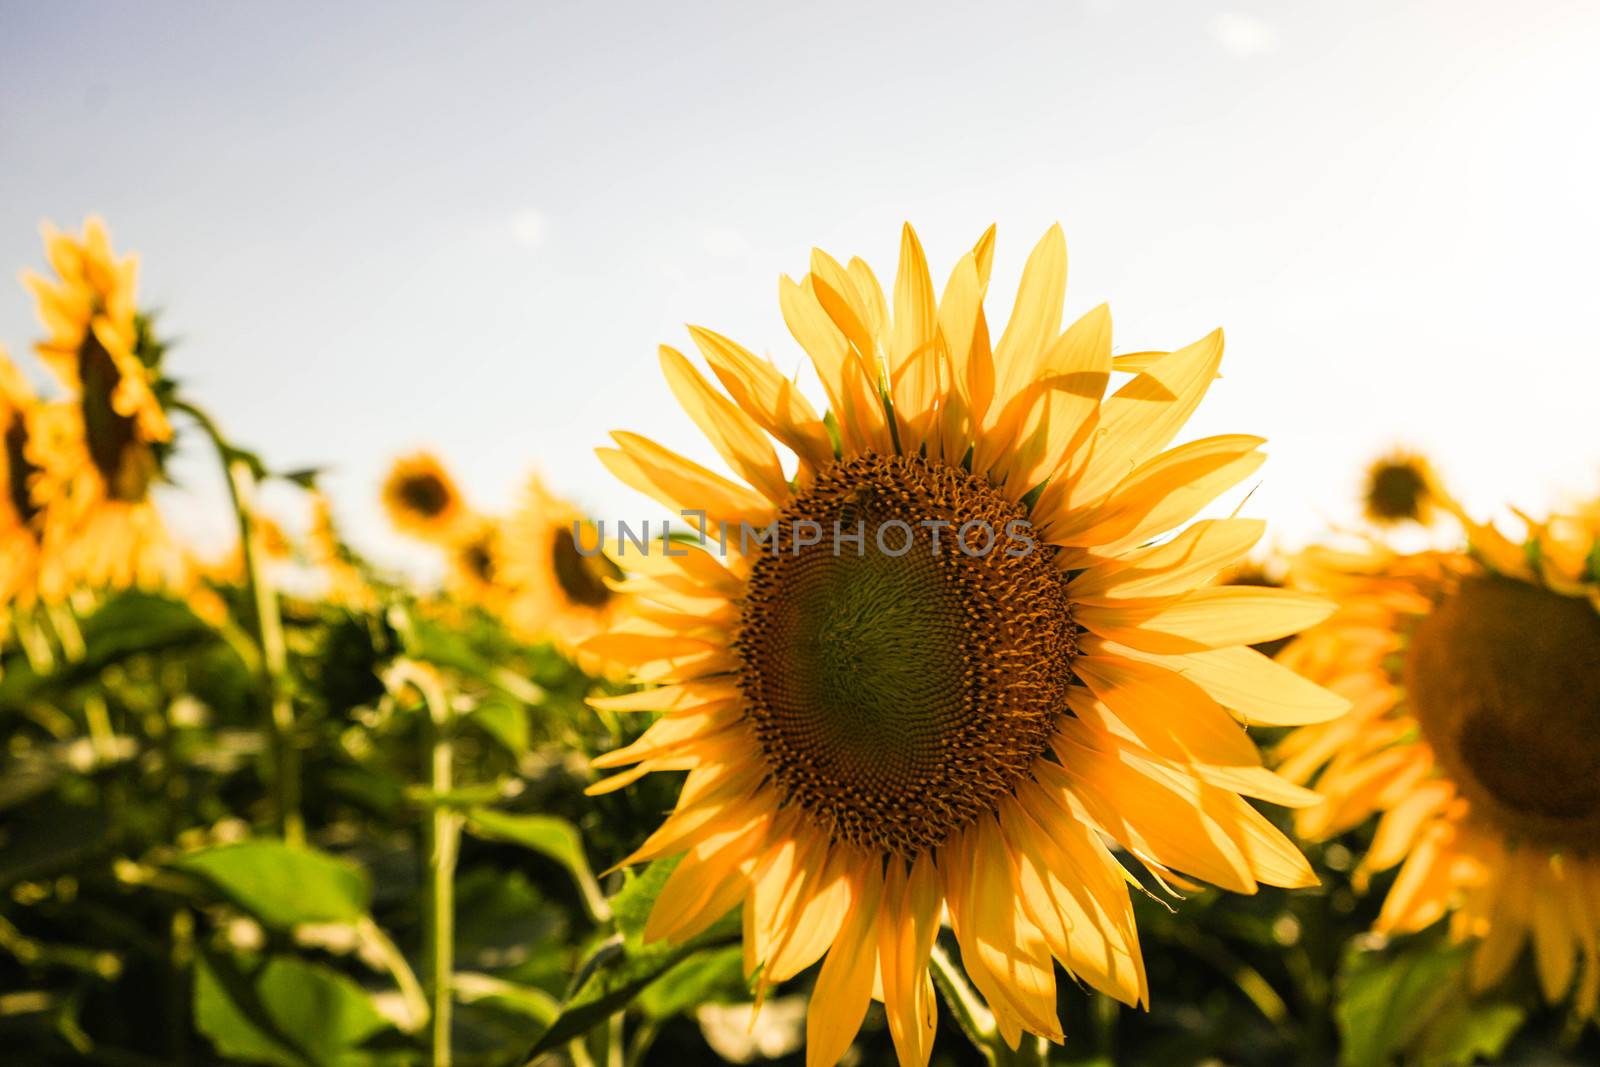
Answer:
[466,695,530,756]
[1335,934,1472,1067]
[398,614,544,705]
[1413,999,1525,1067]
[523,858,741,1058]
[637,944,745,1020]
[0,592,220,705]
[277,466,324,489]
[173,840,371,929]
[194,950,391,1067]
[465,809,606,920]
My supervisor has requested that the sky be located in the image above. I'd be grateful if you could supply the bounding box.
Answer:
[3,0,1599,571]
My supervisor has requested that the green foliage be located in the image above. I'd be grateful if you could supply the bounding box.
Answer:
[194,950,395,1067]
[173,840,372,929]
[1336,932,1524,1067]
[525,857,743,1058]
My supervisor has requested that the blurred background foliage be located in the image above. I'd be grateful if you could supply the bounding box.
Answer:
[5,551,1600,1066]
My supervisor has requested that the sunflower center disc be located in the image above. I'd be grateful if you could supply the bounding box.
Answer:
[1366,461,1428,522]
[397,472,451,518]
[737,453,1076,857]
[78,329,150,502]
[550,526,618,607]
[4,416,40,526]
[1407,574,1600,850]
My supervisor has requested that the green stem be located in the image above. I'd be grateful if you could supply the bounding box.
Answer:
[413,668,459,1067]
[12,606,55,673]
[172,400,301,845]
[622,1019,659,1067]
[606,1012,624,1067]
[357,917,429,1033]
[928,943,1055,1066]
[44,601,86,661]
[929,942,1001,1064]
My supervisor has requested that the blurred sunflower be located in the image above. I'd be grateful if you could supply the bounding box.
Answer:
[580,223,1346,1065]
[446,515,512,615]
[503,473,624,650]
[21,218,176,593]
[1362,448,1436,526]
[1277,502,1600,1017]
[0,348,45,608]
[308,492,374,608]
[381,451,469,544]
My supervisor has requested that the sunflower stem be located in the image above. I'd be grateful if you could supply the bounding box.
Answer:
[172,399,302,846]
[12,606,56,673]
[929,941,1003,1064]
[408,664,460,1067]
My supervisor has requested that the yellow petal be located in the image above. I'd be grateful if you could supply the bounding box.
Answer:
[889,223,940,450]
[1072,654,1260,766]
[660,346,790,502]
[687,325,835,471]
[991,224,1067,413]
[1070,329,1226,505]
[779,273,888,456]
[1040,435,1264,550]
[1068,518,1265,602]
[981,303,1111,489]
[586,679,742,714]
[878,853,940,1067]
[1076,587,1335,655]
[806,853,884,1067]
[1117,643,1350,726]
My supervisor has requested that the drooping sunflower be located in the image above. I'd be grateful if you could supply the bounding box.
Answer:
[579,223,1347,1065]
[381,452,470,544]
[0,348,46,608]
[1276,504,1600,1017]
[502,473,625,650]
[21,218,177,594]
[1361,448,1437,526]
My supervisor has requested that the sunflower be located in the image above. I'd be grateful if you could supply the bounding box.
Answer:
[0,348,46,608]
[578,223,1346,1065]
[445,515,513,615]
[502,473,625,651]
[21,218,176,594]
[1276,504,1600,1017]
[381,452,470,544]
[1361,448,1437,526]
[308,492,375,609]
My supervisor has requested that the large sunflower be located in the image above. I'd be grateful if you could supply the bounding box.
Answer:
[1276,505,1600,1017]
[381,451,470,545]
[579,224,1346,1064]
[21,218,176,593]
[0,348,45,608]
[503,473,626,651]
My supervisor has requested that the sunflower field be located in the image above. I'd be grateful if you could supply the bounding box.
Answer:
[1,214,1598,1067]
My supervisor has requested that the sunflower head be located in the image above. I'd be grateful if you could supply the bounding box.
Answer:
[1362,449,1435,526]
[503,473,625,650]
[446,516,512,613]
[20,220,177,594]
[23,218,173,496]
[1276,504,1600,1013]
[579,223,1345,1064]
[0,351,42,529]
[0,350,46,607]
[381,452,469,543]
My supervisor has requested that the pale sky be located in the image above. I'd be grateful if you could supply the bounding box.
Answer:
[3,1,1598,570]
